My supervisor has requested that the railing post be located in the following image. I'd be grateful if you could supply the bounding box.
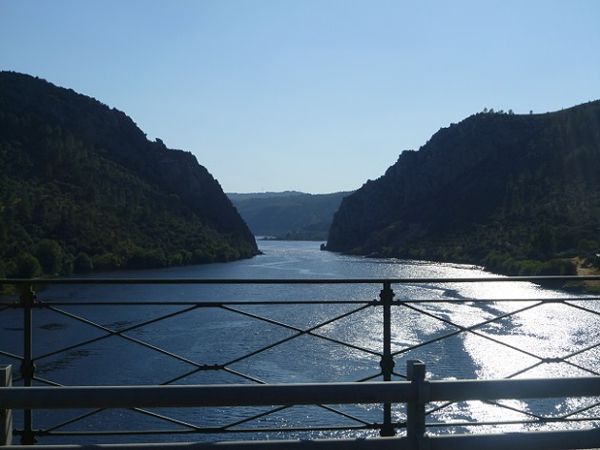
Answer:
[1,365,12,445]
[19,284,36,445]
[379,281,395,436]
[407,360,426,449]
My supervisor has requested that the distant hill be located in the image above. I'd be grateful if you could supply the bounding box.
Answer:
[327,101,600,275]
[228,191,305,201]
[228,191,352,240]
[0,71,258,277]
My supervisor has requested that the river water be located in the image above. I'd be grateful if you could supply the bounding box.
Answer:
[1,240,599,444]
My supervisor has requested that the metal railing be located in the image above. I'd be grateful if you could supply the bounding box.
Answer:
[4,361,600,449]
[1,276,600,448]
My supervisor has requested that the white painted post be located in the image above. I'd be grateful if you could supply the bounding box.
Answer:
[1,365,12,445]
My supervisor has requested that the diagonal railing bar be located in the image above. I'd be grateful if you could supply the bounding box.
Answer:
[408,303,547,421]
[557,361,600,377]
[559,399,600,420]
[42,409,102,434]
[220,304,379,368]
[216,340,381,434]
[32,376,62,387]
[396,301,546,360]
[159,365,222,386]
[16,305,227,437]
[504,361,545,379]
[385,302,540,363]
[424,401,459,418]
[221,367,268,385]
[221,304,381,359]
[317,404,375,427]
[223,357,380,430]
[29,371,207,435]
[423,355,600,423]
[391,371,408,380]
[28,386,203,435]
[157,359,330,435]
[423,356,600,423]
[129,407,203,431]
[220,405,296,431]
[423,397,544,423]
[482,400,545,420]
[357,372,383,382]
[219,402,375,433]
[564,300,600,313]
[398,301,576,421]
[501,354,600,380]
[493,347,600,379]
[43,314,200,371]
[0,349,22,361]
[33,403,204,435]
[216,368,388,433]
[159,362,263,387]
[563,340,600,364]
[560,302,600,358]
[36,303,201,362]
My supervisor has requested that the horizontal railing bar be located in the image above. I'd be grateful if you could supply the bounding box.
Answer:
[5,427,600,449]
[19,300,375,306]
[5,377,600,410]
[0,382,413,409]
[6,297,599,307]
[427,377,600,401]
[0,436,409,449]
[3,275,600,285]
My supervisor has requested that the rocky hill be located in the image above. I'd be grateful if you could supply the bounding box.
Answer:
[0,72,258,277]
[327,101,600,275]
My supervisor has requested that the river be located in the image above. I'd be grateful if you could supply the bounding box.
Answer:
[1,240,598,444]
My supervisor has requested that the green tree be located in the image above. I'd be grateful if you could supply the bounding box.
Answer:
[15,253,42,278]
[74,252,94,273]
[35,239,63,275]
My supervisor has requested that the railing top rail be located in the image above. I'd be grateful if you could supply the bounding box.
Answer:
[2,275,600,285]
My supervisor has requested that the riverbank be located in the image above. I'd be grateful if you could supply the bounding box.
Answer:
[575,257,600,293]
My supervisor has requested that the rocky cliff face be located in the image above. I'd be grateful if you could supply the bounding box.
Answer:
[0,71,257,276]
[327,101,600,274]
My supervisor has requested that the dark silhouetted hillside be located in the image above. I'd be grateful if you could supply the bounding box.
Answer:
[0,71,258,277]
[327,101,600,275]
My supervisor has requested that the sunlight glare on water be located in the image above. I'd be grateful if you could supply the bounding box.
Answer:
[1,240,597,442]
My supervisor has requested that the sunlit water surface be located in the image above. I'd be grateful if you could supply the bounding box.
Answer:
[1,240,598,444]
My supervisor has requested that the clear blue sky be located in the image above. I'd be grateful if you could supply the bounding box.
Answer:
[1,0,599,193]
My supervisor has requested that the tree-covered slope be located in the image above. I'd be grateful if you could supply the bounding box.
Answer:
[327,101,600,275]
[228,191,352,240]
[0,72,258,277]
